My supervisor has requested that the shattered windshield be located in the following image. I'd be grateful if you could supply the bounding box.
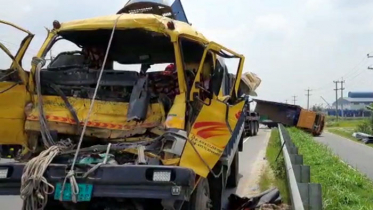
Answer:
[44,29,176,72]
[39,29,178,103]
[45,38,171,72]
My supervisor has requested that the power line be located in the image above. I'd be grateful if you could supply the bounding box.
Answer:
[305,88,312,110]
[341,57,368,78]
[313,56,368,91]
[348,74,372,89]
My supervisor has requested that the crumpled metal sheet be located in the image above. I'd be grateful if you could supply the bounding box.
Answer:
[127,75,150,121]
[237,72,262,96]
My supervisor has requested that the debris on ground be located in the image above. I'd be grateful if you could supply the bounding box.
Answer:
[259,204,291,210]
[227,188,290,210]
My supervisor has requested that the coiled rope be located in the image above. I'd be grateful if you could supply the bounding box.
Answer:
[20,140,73,210]
[20,14,122,210]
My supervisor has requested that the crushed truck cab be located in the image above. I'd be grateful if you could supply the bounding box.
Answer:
[0,20,33,158]
[0,1,247,210]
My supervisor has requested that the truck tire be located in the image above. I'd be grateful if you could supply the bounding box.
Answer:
[226,151,239,188]
[255,121,259,133]
[250,121,255,136]
[183,178,212,210]
[253,121,258,136]
[246,122,252,136]
[244,122,250,137]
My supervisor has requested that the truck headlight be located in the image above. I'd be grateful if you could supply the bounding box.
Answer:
[152,170,171,182]
[0,168,8,179]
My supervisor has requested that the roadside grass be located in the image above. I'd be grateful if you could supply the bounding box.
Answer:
[328,128,373,148]
[326,119,365,128]
[258,165,272,191]
[288,128,373,210]
[259,129,289,204]
[326,116,367,122]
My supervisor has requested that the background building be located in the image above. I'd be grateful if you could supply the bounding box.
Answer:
[328,92,373,117]
[332,92,373,110]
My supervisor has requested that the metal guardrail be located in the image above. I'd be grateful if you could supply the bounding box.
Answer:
[278,124,323,210]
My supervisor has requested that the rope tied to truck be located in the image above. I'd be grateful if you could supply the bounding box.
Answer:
[20,140,73,210]
[59,13,124,204]
[20,15,123,210]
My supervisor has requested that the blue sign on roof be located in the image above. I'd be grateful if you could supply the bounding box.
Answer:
[171,0,189,23]
[119,0,189,24]
[348,92,373,98]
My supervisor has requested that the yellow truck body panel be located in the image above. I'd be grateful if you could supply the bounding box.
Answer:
[180,99,244,177]
[0,83,29,146]
[25,96,165,139]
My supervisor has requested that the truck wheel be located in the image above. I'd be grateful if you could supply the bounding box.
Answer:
[253,121,258,136]
[183,178,212,210]
[226,151,239,188]
[246,122,252,136]
[250,121,255,136]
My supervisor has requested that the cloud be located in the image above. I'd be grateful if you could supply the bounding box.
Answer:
[305,0,333,11]
[254,14,290,32]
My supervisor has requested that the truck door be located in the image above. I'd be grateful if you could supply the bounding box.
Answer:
[180,42,245,178]
[0,20,34,147]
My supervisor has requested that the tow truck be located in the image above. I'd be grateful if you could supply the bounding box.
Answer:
[237,72,261,137]
[244,106,260,137]
[0,1,252,209]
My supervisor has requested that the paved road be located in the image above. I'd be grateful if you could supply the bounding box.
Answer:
[222,128,271,207]
[0,129,271,210]
[315,132,373,180]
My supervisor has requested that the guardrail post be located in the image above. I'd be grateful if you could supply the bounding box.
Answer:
[278,124,323,210]
[298,183,323,210]
[287,146,298,154]
[289,154,303,165]
[293,165,310,183]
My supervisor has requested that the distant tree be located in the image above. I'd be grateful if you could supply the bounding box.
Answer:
[311,105,323,112]
[356,103,373,134]
[366,103,373,111]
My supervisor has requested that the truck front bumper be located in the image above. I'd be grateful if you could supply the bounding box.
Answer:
[0,163,195,202]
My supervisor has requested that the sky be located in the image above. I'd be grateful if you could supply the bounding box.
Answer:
[1,0,373,108]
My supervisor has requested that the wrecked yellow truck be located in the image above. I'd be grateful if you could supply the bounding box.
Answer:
[0,20,33,158]
[0,1,249,210]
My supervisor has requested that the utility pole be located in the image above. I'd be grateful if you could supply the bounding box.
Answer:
[305,88,312,110]
[340,79,345,117]
[333,81,340,121]
[292,95,297,105]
